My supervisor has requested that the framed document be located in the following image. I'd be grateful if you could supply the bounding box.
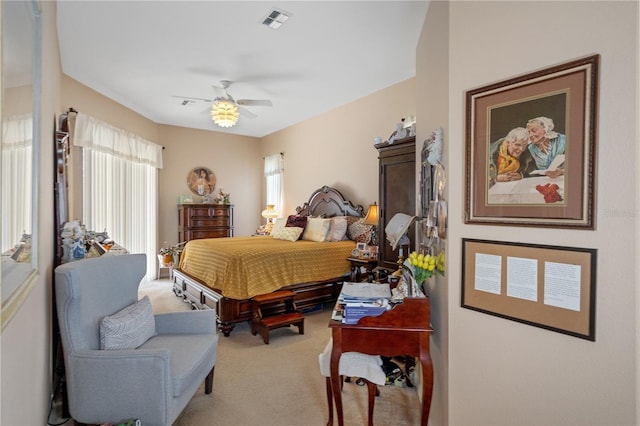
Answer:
[461,238,597,341]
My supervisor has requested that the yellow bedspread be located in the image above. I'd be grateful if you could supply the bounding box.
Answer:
[178,236,355,300]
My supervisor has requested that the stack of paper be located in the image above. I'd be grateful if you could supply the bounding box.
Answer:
[339,282,392,324]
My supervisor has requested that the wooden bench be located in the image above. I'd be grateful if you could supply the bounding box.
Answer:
[251,290,305,344]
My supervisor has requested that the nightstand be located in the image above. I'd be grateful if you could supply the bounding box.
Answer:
[347,257,378,282]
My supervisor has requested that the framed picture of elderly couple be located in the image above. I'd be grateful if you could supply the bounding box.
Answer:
[465,54,599,229]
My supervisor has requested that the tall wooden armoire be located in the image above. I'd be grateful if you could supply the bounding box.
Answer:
[376,136,416,270]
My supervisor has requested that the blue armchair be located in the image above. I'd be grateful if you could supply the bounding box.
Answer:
[54,254,218,426]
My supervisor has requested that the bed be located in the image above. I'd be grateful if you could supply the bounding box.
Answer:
[172,185,369,336]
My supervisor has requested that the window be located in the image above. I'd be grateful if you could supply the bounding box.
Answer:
[1,114,32,251]
[75,113,163,279]
[264,153,284,216]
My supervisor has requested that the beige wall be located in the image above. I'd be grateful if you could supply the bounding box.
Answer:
[157,125,261,243]
[260,78,416,215]
[442,1,638,425]
[416,2,450,425]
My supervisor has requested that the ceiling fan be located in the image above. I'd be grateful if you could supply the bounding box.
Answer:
[174,80,272,127]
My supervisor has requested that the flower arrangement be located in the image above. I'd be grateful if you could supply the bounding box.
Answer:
[405,250,445,283]
[158,241,186,264]
[214,188,231,204]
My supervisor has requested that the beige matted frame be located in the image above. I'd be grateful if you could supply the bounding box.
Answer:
[461,238,597,341]
[465,55,599,228]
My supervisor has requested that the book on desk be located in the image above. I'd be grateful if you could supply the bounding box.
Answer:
[333,282,392,324]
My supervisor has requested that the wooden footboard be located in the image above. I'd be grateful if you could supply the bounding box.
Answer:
[173,269,344,336]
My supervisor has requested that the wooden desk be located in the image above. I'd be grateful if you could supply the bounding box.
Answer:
[329,297,434,426]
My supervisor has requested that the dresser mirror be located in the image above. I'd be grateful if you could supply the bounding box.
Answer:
[1,0,41,330]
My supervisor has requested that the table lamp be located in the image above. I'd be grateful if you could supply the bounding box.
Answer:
[261,204,278,234]
[363,202,379,246]
[385,212,416,276]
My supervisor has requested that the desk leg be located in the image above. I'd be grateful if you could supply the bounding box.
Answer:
[330,330,345,426]
[419,336,434,426]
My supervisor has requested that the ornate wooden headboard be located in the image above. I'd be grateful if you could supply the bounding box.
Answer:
[296,185,364,218]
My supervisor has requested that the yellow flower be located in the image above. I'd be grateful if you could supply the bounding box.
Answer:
[404,250,445,283]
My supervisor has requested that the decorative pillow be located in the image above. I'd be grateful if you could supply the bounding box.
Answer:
[347,218,373,244]
[345,215,360,227]
[271,226,304,242]
[326,216,348,242]
[100,296,156,350]
[285,215,307,240]
[302,217,332,242]
[286,214,307,229]
[270,218,286,235]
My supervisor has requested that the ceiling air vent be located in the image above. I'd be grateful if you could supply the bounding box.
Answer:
[261,8,291,30]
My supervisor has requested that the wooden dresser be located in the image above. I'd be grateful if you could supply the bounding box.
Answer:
[178,204,234,243]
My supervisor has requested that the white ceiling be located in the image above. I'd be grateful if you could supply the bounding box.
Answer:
[56,1,429,138]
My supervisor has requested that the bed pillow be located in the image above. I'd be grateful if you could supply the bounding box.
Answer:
[100,296,156,350]
[286,214,307,229]
[285,215,307,240]
[271,226,304,242]
[302,217,332,242]
[270,218,286,235]
[347,218,373,244]
[326,216,348,242]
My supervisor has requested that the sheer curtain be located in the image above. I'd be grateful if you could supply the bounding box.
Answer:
[264,153,284,216]
[1,114,33,251]
[74,113,163,279]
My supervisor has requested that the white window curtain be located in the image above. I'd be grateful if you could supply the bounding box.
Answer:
[264,153,284,216]
[1,114,33,251]
[74,113,163,279]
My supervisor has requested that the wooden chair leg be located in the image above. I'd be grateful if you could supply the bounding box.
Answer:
[204,366,215,394]
[366,381,377,426]
[325,377,334,426]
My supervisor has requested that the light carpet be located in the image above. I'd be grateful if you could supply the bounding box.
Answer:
[140,280,423,426]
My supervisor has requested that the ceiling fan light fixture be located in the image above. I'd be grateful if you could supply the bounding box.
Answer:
[211,100,239,128]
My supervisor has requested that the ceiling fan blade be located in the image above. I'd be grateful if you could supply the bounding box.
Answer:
[172,95,214,103]
[238,106,257,119]
[237,99,272,107]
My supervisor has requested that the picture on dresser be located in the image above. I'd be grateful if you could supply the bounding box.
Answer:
[187,166,216,196]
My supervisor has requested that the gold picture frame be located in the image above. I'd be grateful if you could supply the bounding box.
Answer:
[465,55,599,228]
[187,166,216,197]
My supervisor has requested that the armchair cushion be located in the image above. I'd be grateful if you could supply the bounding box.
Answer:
[100,295,156,350]
[139,333,218,397]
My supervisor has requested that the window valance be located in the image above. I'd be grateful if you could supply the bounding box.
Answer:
[2,114,33,150]
[264,153,284,176]
[73,112,163,169]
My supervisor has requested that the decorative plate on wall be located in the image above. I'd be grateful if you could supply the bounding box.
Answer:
[187,166,216,196]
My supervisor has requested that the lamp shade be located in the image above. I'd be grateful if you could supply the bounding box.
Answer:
[385,213,416,250]
[261,204,278,220]
[211,100,239,128]
[363,202,379,226]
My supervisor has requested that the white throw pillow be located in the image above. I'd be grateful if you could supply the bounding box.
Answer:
[302,217,332,242]
[326,216,348,242]
[271,226,304,242]
[270,217,286,235]
[100,296,156,350]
